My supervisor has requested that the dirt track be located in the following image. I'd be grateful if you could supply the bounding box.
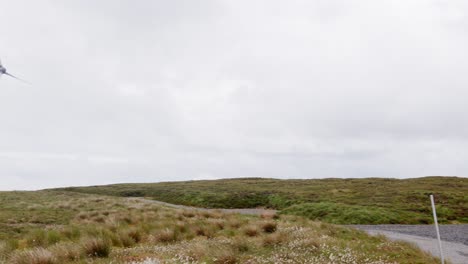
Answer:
[132,198,277,215]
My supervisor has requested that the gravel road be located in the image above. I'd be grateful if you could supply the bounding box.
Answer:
[351,224,468,245]
[351,225,468,264]
[131,198,277,216]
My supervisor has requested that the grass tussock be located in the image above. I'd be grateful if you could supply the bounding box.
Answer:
[243,225,259,237]
[262,231,287,246]
[153,228,176,243]
[212,249,238,264]
[260,221,277,233]
[10,248,57,264]
[260,211,279,220]
[50,242,82,261]
[81,237,110,258]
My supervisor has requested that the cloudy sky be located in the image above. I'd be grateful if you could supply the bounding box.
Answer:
[1,0,467,190]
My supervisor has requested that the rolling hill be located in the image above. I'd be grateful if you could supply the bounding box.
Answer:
[56,176,468,224]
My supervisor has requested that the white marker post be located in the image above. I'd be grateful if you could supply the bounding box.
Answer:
[430,194,444,264]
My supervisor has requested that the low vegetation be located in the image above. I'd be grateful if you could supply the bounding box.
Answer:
[0,191,442,263]
[281,202,424,225]
[57,176,468,224]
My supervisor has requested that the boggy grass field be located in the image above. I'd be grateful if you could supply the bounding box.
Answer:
[0,190,442,264]
[58,176,468,224]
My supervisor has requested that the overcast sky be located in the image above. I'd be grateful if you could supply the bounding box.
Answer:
[1,0,467,190]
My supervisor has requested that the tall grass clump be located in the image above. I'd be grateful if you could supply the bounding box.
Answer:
[153,228,176,243]
[50,242,82,261]
[80,237,110,258]
[10,248,57,264]
[243,225,259,237]
[260,221,277,233]
[212,249,238,264]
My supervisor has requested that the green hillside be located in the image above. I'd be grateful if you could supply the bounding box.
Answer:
[56,176,468,224]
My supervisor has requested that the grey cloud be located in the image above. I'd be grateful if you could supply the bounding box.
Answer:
[0,0,467,190]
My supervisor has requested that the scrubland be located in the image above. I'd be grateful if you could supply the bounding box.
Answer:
[58,176,468,224]
[0,190,442,263]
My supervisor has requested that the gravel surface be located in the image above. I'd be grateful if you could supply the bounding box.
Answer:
[350,225,468,245]
[351,226,468,264]
[362,230,468,264]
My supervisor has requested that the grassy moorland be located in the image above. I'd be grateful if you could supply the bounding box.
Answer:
[57,177,468,225]
[0,191,441,263]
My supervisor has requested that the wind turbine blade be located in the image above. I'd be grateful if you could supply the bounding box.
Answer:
[5,72,30,84]
[5,72,19,79]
